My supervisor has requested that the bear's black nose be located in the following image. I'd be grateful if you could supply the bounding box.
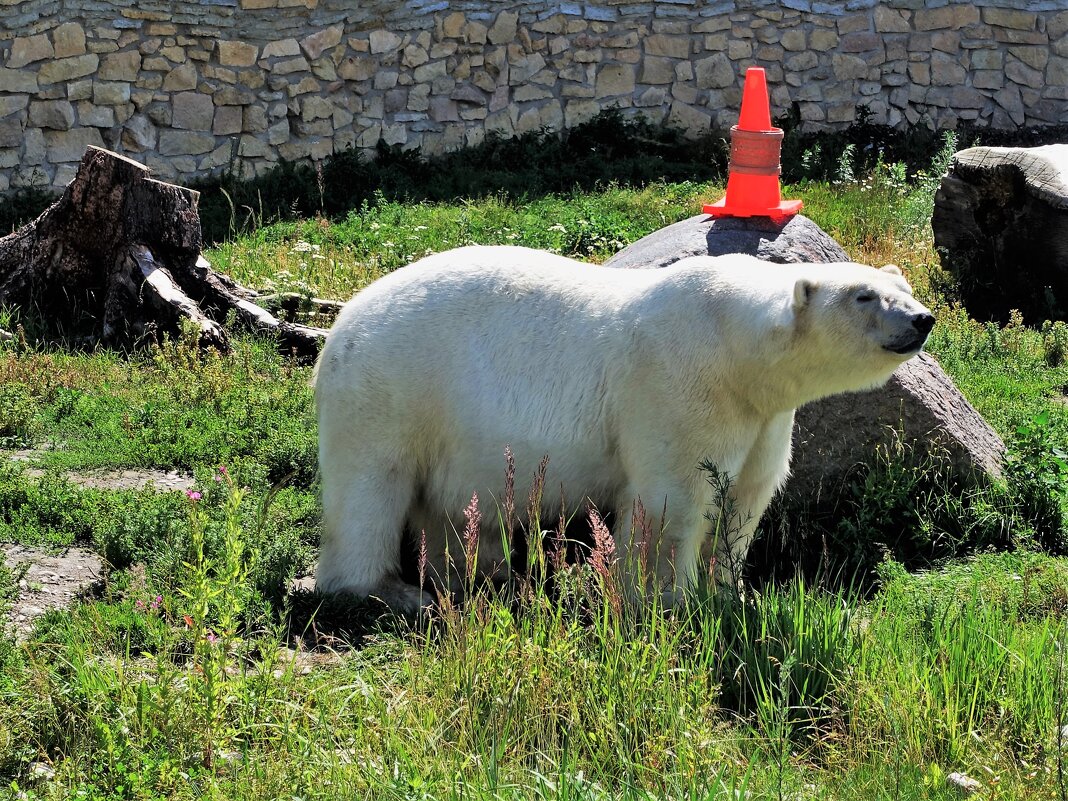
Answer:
[912,313,935,336]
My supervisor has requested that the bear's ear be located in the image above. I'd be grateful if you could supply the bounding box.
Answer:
[792,279,815,310]
[880,264,902,276]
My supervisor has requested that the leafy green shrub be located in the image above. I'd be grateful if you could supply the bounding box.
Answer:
[750,429,1066,590]
[1004,410,1068,555]
[1041,320,1068,367]
[0,382,39,448]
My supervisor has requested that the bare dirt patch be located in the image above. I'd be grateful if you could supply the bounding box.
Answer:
[2,544,103,639]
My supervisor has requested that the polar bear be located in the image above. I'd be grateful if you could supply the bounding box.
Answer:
[314,245,934,611]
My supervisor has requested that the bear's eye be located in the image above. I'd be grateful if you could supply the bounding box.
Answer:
[856,292,877,303]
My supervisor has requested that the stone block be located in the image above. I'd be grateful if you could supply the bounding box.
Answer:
[301,95,333,122]
[29,100,75,130]
[510,53,546,84]
[243,105,268,133]
[99,50,141,81]
[77,102,116,128]
[832,53,870,81]
[272,57,310,76]
[122,114,157,151]
[0,68,38,93]
[780,29,806,52]
[1009,46,1049,71]
[1048,56,1068,87]
[1006,58,1043,89]
[93,82,132,106]
[970,49,1004,70]
[465,21,489,45]
[640,56,676,85]
[301,25,342,60]
[443,12,466,38]
[667,101,711,136]
[809,29,838,52]
[403,45,429,68]
[53,22,87,58]
[338,56,375,82]
[286,77,318,96]
[414,60,448,83]
[38,55,99,84]
[172,91,214,130]
[982,8,1036,31]
[694,53,734,89]
[8,34,53,68]
[931,52,966,85]
[488,10,519,45]
[218,40,259,67]
[841,32,882,53]
[644,34,689,59]
[874,6,910,33]
[45,127,105,161]
[595,64,635,98]
[159,129,215,155]
[23,128,45,164]
[369,30,402,55]
[915,5,980,32]
[973,70,1004,90]
[374,70,399,90]
[0,118,23,148]
[212,104,242,135]
[163,63,198,91]
[785,51,818,72]
[262,39,301,59]
[215,86,257,104]
[267,119,289,145]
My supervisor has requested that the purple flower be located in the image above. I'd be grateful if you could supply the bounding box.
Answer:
[186,490,202,501]
[150,595,162,610]
[206,632,218,644]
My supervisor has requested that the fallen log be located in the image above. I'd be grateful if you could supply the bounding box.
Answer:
[0,146,326,360]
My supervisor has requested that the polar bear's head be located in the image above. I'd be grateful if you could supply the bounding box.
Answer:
[788,261,934,397]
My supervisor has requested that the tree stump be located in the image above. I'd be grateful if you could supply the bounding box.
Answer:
[932,144,1068,324]
[0,146,326,359]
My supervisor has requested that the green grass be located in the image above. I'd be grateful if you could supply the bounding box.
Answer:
[2,155,1068,799]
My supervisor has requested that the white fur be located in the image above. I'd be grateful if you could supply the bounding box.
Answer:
[314,245,932,610]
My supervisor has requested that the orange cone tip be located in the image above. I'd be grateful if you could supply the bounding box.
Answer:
[704,67,802,220]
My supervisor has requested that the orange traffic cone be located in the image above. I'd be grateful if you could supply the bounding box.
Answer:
[704,67,802,219]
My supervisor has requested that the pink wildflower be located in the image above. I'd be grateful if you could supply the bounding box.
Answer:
[588,506,616,579]
[462,491,481,581]
[186,490,202,501]
[206,632,218,644]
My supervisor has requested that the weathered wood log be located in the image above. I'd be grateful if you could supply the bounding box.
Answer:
[932,145,1068,324]
[0,146,326,360]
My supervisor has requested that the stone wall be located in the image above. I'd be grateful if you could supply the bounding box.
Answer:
[0,0,1066,192]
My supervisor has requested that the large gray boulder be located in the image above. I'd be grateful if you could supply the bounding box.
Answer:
[607,213,1005,514]
[933,145,1068,324]
[604,213,849,269]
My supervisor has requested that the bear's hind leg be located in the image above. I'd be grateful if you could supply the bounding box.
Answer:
[316,464,428,614]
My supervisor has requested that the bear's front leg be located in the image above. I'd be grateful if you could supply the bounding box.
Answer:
[610,481,711,607]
